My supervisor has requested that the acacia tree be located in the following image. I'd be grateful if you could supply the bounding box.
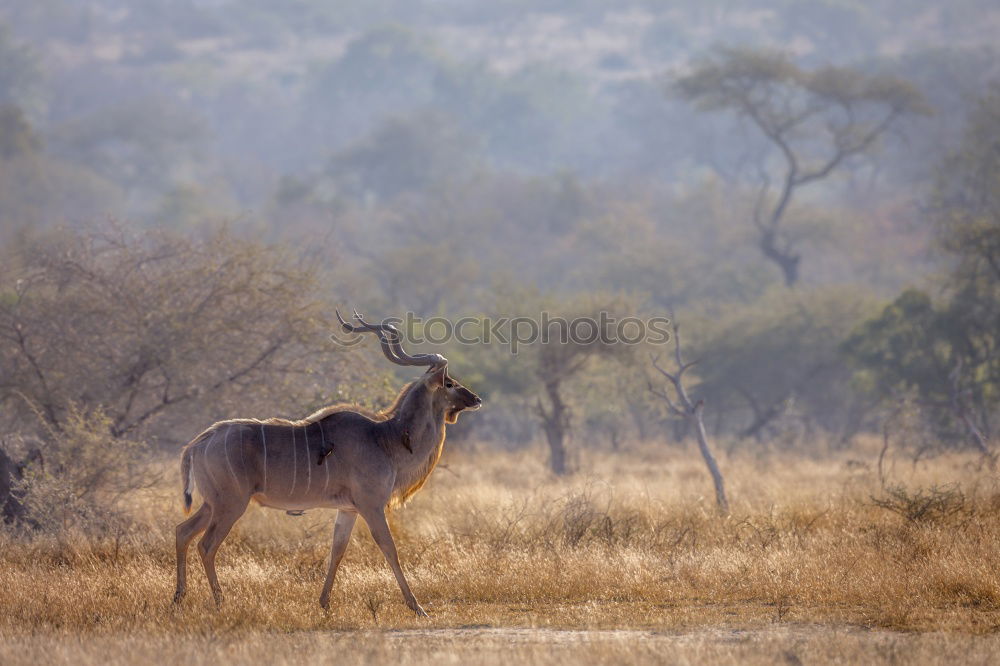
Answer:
[533,300,634,476]
[676,48,926,286]
[535,336,581,476]
[486,290,636,475]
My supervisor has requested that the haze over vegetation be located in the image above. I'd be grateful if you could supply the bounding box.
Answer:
[1,1,999,663]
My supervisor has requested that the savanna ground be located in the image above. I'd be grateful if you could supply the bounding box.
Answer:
[2,439,1000,664]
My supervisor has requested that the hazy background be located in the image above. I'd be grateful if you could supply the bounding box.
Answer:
[2,0,999,485]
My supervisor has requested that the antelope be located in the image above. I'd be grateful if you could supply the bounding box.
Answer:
[173,311,482,615]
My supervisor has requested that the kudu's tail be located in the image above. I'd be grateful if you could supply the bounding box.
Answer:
[180,445,195,514]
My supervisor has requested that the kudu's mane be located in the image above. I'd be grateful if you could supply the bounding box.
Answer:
[209,382,419,430]
[302,381,418,425]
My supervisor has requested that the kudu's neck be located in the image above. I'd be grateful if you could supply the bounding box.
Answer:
[384,381,447,461]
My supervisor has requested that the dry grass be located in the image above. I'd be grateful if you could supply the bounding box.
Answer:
[2,438,1000,663]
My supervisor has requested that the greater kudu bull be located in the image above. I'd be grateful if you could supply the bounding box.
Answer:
[173,311,481,615]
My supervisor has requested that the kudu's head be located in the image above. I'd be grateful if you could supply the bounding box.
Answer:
[337,310,482,423]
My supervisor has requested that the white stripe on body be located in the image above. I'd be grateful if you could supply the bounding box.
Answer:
[323,452,330,494]
[223,424,239,490]
[261,425,268,493]
[304,423,312,496]
[318,420,330,495]
[203,429,222,490]
[239,425,246,481]
[289,426,298,496]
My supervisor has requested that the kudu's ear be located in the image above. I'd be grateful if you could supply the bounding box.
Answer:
[425,365,447,388]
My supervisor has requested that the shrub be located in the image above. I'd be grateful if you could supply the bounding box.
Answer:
[17,404,147,534]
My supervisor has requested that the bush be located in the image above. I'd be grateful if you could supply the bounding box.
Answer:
[871,483,969,524]
[16,404,147,533]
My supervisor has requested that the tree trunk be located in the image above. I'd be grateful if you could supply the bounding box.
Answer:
[759,227,800,287]
[0,447,30,524]
[629,400,649,442]
[691,401,729,514]
[739,396,788,441]
[543,420,568,475]
[540,380,570,475]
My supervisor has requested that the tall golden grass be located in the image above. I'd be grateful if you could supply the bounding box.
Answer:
[2,438,999,663]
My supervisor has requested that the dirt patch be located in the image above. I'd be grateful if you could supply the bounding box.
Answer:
[2,625,998,665]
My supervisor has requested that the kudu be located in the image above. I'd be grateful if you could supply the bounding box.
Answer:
[173,311,481,615]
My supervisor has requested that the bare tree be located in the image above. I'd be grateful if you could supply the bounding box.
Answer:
[649,324,729,514]
[676,48,927,286]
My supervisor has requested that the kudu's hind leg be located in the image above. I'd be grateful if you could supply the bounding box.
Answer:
[197,500,248,606]
[319,510,358,609]
[174,504,212,603]
[361,507,427,617]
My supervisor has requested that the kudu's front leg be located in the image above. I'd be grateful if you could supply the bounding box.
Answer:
[362,507,427,617]
[319,510,358,609]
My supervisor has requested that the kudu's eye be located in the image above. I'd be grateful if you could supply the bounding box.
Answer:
[445,381,454,389]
